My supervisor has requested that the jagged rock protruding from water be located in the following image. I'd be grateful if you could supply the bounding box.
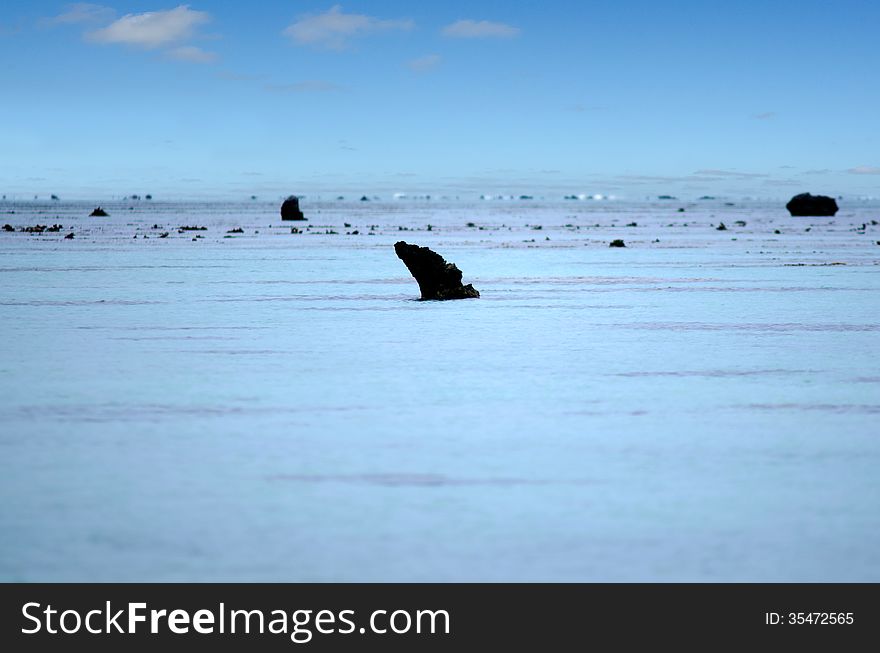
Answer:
[609,239,626,248]
[280,195,306,221]
[394,241,480,300]
[786,193,838,216]
[89,207,108,217]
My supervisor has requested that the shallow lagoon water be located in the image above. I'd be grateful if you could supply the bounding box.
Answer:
[1,198,878,581]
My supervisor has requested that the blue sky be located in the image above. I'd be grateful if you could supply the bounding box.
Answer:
[1,1,879,199]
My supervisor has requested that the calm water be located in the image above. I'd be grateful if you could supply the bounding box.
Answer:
[1,198,878,581]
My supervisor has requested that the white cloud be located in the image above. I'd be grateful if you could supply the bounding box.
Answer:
[87,5,210,49]
[166,45,217,63]
[752,111,776,120]
[49,3,115,25]
[441,19,520,39]
[283,5,413,50]
[847,165,880,175]
[408,54,441,72]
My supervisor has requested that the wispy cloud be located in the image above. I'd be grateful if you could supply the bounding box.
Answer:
[752,111,776,120]
[801,169,831,175]
[283,5,413,50]
[408,54,441,72]
[847,165,880,175]
[264,80,343,93]
[0,21,24,36]
[616,174,689,184]
[47,3,115,25]
[693,169,768,179]
[217,71,265,82]
[441,19,520,39]
[166,45,217,63]
[87,5,210,49]
[762,178,800,187]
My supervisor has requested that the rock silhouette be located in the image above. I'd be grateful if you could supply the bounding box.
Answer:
[280,196,306,221]
[394,241,480,300]
[786,193,838,216]
[89,207,109,217]
[609,239,626,248]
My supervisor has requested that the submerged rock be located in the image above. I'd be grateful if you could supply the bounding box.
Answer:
[89,207,109,217]
[786,193,838,216]
[394,241,480,300]
[280,196,306,221]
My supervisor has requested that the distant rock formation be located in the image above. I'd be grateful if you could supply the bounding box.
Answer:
[280,196,306,221]
[609,239,626,248]
[786,193,838,216]
[89,207,108,217]
[394,241,480,300]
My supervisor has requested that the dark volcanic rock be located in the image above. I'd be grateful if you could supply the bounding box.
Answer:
[280,196,306,221]
[394,241,480,300]
[786,193,838,216]
[89,207,109,217]
[609,239,626,248]
[2,224,13,232]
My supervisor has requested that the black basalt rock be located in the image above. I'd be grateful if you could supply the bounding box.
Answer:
[394,241,480,300]
[89,207,109,217]
[280,195,306,221]
[786,193,838,216]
